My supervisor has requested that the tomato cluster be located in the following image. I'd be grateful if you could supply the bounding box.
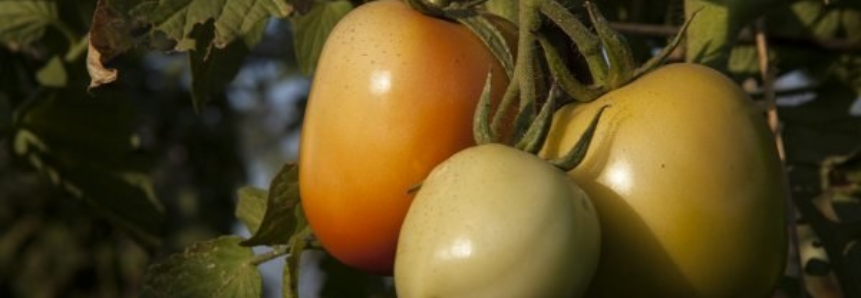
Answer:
[299,0,787,296]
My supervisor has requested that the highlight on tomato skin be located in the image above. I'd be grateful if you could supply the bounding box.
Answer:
[297,0,509,275]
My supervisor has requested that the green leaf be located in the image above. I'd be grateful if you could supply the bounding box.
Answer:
[189,19,266,112]
[235,186,268,234]
[13,88,165,247]
[142,236,262,298]
[241,163,302,246]
[35,56,67,87]
[684,0,782,70]
[0,0,57,45]
[759,2,859,77]
[773,1,841,40]
[291,0,353,76]
[727,45,760,77]
[842,9,861,42]
[131,0,292,51]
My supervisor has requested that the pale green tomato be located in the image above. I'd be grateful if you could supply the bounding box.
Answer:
[541,63,787,297]
[395,144,600,298]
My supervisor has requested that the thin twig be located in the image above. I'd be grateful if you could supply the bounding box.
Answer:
[609,22,861,52]
[755,18,805,298]
[755,23,782,156]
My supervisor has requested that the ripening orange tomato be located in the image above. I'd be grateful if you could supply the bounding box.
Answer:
[298,0,509,274]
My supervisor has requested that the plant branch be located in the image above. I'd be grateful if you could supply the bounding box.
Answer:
[755,21,783,159]
[609,22,861,52]
[248,245,290,266]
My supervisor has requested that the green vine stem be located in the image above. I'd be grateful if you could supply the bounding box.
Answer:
[584,2,634,89]
[485,0,542,143]
[535,33,601,102]
[538,0,607,85]
[249,245,290,266]
[514,0,541,111]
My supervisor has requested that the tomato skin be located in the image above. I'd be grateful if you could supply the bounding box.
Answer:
[395,144,600,298]
[299,0,508,275]
[541,63,787,297]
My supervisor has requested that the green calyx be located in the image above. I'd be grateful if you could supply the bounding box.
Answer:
[407,0,694,172]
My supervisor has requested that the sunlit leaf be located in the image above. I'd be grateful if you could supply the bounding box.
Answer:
[235,186,267,234]
[141,236,262,298]
[35,56,67,87]
[292,0,353,76]
[684,0,782,70]
[131,0,292,51]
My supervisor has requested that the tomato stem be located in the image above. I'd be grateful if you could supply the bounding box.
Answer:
[491,79,519,140]
[536,33,604,102]
[585,2,634,89]
[249,245,290,266]
[515,0,541,112]
[487,0,541,144]
[538,0,607,86]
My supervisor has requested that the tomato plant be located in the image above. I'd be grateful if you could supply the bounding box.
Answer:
[541,63,788,297]
[395,144,600,298]
[298,0,508,274]
[3,0,860,296]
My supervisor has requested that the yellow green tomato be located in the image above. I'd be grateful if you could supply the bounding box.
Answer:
[541,63,787,297]
[395,144,600,298]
